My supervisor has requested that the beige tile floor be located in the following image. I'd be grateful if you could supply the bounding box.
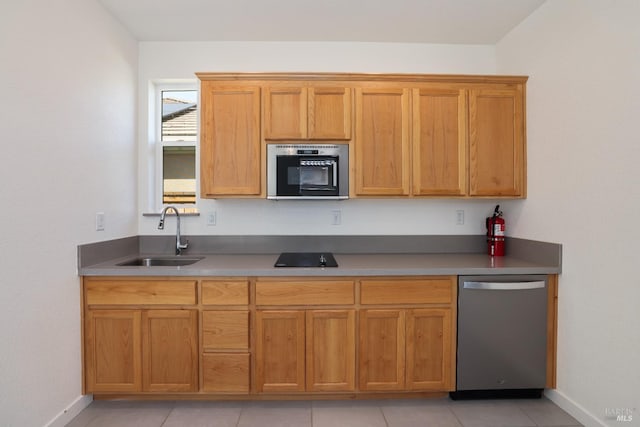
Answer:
[66,397,583,427]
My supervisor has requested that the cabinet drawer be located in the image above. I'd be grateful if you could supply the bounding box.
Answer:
[256,281,355,305]
[202,310,249,349]
[360,278,453,305]
[202,280,249,305]
[202,353,250,393]
[85,279,197,305]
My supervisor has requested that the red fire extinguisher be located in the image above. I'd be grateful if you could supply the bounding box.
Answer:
[486,205,505,257]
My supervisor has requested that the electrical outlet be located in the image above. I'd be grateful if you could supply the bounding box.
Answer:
[456,210,465,225]
[331,210,342,226]
[206,211,217,226]
[95,212,105,231]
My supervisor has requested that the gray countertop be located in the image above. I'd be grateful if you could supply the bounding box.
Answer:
[78,235,562,277]
[79,252,560,277]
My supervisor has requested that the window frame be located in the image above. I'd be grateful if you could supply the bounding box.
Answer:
[152,82,199,213]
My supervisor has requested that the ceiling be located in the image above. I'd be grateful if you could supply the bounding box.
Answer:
[97,0,546,44]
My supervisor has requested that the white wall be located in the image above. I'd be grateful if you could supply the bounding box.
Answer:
[497,1,640,426]
[137,41,504,236]
[0,1,138,426]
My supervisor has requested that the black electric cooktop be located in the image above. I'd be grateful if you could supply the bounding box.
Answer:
[274,252,338,268]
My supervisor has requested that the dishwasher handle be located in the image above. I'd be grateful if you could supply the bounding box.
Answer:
[463,281,546,290]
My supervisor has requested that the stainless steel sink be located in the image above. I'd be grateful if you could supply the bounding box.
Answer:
[117,256,204,267]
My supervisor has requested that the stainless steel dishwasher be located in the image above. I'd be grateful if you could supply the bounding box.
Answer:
[451,275,547,400]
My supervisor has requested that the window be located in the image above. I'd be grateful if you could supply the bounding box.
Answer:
[162,145,196,204]
[155,87,197,211]
[161,90,197,142]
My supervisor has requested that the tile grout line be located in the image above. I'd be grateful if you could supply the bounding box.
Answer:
[235,401,245,427]
[520,405,540,427]
[158,400,177,427]
[378,404,391,427]
[512,399,544,427]
[448,403,467,427]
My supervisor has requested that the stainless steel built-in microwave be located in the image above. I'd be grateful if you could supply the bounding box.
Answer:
[267,144,349,200]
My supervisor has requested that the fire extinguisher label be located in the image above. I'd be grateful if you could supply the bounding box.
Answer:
[493,224,505,236]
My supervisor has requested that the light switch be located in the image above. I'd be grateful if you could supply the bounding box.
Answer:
[206,211,217,226]
[95,212,105,231]
[331,210,342,225]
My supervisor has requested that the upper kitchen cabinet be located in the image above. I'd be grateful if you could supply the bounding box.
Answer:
[263,87,306,140]
[412,87,467,196]
[308,87,352,140]
[264,86,352,140]
[200,82,262,197]
[354,87,411,196]
[197,73,527,199]
[468,86,525,197]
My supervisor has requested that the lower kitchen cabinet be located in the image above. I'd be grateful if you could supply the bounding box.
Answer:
[202,353,250,392]
[255,309,356,392]
[359,309,406,391]
[83,275,199,393]
[359,308,453,392]
[406,308,452,390]
[306,310,356,391]
[85,309,198,393]
[202,310,249,350]
[85,309,142,392]
[255,310,306,392]
[359,277,455,392]
[201,309,250,393]
[82,274,529,397]
[142,310,198,392]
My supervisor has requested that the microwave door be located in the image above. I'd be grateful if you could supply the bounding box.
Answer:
[299,158,339,195]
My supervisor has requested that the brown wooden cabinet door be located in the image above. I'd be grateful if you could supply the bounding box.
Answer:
[265,86,351,140]
[469,87,525,197]
[142,310,198,392]
[406,308,453,391]
[255,310,306,392]
[85,279,197,306]
[201,308,250,394]
[308,87,352,140]
[359,309,405,391]
[202,310,249,350]
[355,88,410,195]
[264,87,307,139]
[201,280,249,305]
[85,310,142,393]
[202,353,250,393]
[306,310,355,391]
[255,280,355,306]
[412,88,467,196]
[200,84,261,196]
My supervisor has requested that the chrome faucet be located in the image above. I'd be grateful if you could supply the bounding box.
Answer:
[158,206,189,255]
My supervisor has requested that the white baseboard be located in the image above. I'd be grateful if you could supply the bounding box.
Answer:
[545,389,608,427]
[44,394,93,427]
